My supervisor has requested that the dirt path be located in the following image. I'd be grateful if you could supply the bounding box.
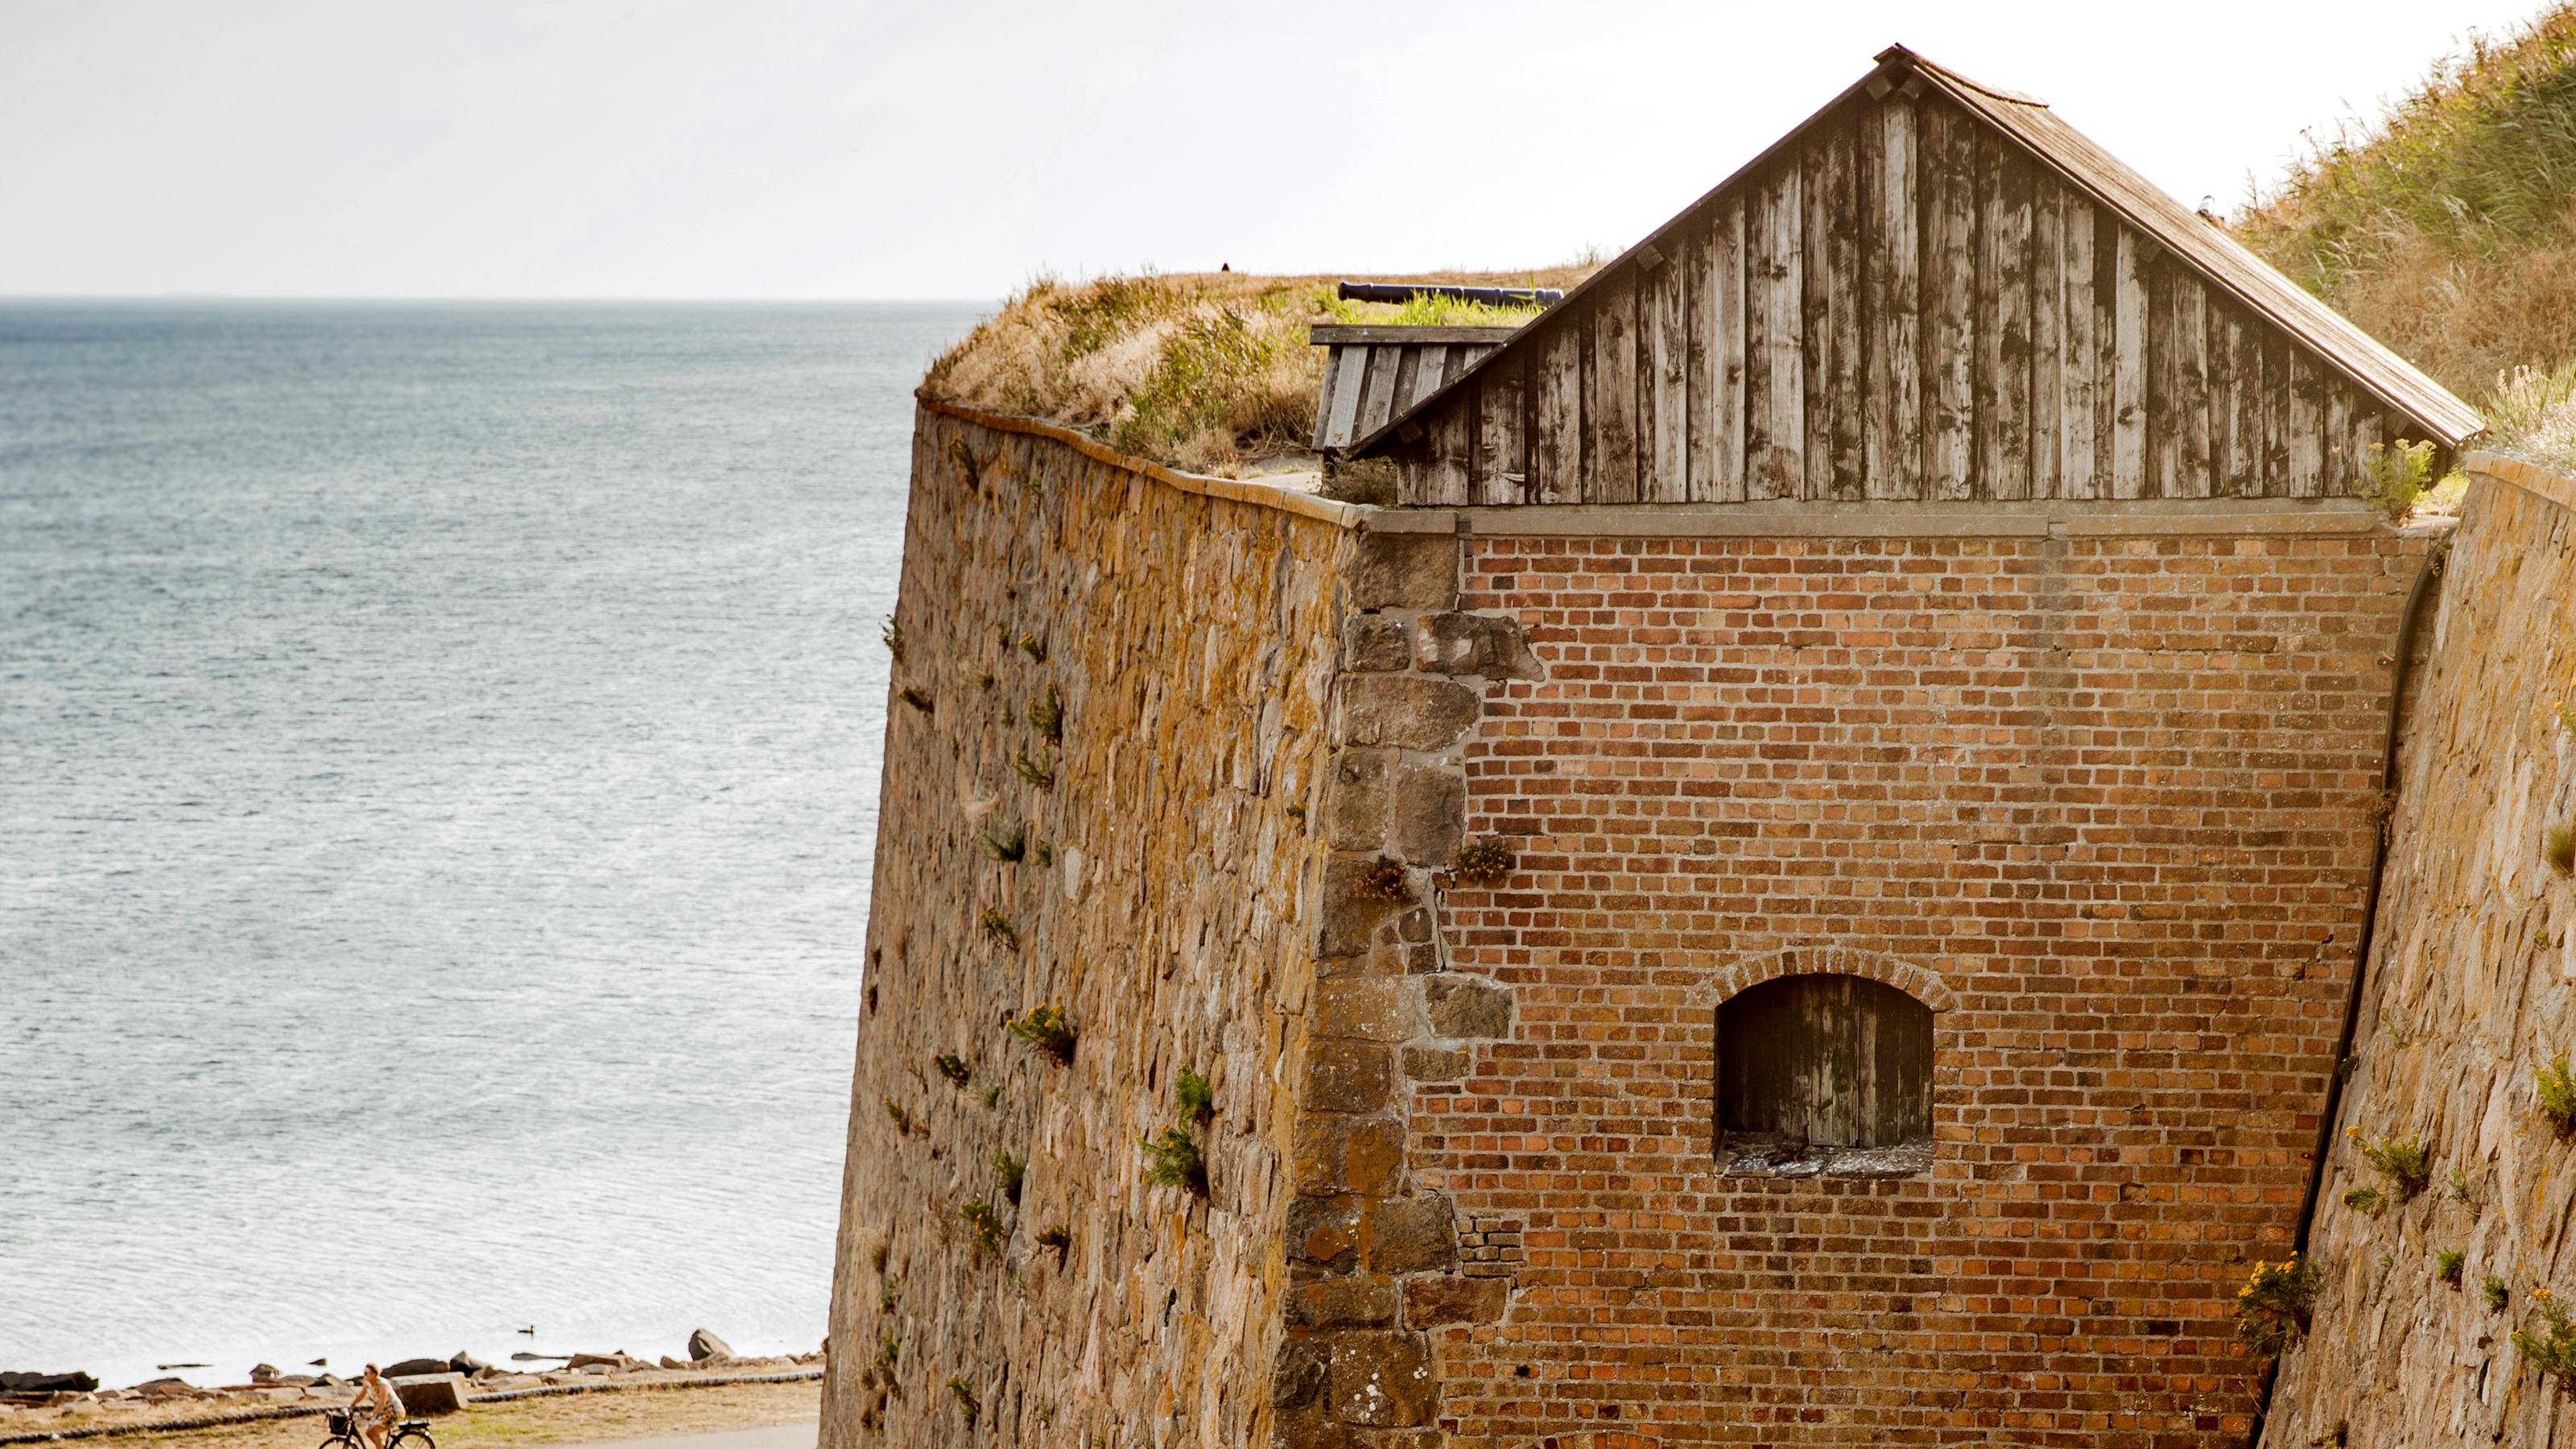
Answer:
[127,1381,818,1449]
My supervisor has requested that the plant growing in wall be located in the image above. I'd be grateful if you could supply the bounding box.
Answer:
[945,1376,979,1425]
[898,686,934,713]
[979,908,1018,947]
[2514,1290,2576,1392]
[2548,822,2576,877]
[1037,1226,1071,1266]
[1355,855,1411,902]
[947,437,980,489]
[933,1053,972,1088]
[2359,438,2438,522]
[1018,632,1046,663]
[2342,1185,2386,1217]
[2488,1276,2513,1311]
[2234,1254,2319,1358]
[2541,1055,2576,1139]
[882,1098,914,1135]
[1140,1125,1208,1196]
[993,1150,1025,1207]
[1451,836,1517,885]
[881,616,905,663]
[960,1198,1005,1259]
[1012,749,1055,789]
[1174,1067,1215,1127]
[977,819,1027,863]
[1007,1003,1077,1064]
[2349,1128,2433,1201]
[1028,683,1063,742]
[2438,1249,2467,1286]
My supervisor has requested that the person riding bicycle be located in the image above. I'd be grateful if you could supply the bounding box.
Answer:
[346,1364,404,1449]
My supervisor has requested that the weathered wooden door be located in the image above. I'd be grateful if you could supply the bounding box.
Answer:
[1718,974,1932,1146]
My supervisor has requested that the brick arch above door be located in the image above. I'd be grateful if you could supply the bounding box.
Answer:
[1699,943,1959,1015]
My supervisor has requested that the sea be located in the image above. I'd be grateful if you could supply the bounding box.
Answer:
[0,299,984,1388]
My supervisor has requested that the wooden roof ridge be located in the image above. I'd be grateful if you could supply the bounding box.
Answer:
[1352,44,2482,460]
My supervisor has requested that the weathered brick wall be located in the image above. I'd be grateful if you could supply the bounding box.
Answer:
[2257,459,2576,1446]
[1401,518,2431,1447]
[820,404,1355,1447]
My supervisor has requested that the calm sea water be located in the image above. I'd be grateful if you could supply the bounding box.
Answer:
[0,300,980,1386]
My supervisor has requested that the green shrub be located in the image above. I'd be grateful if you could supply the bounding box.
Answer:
[881,616,905,663]
[945,1376,979,1425]
[932,1052,972,1088]
[960,1198,1005,1258]
[1174,1067,1216,1127]
[882,1098,912,1134]
[1354,856,1411,902]
[979,908,1018,947]
[993,1150,1025,1207]
[1008,1003,1077,1064]
[976,819,1027,863]
[2438,1248,2467,1285]
[1037,1225,1071,1265]
[2541,1054,2576,1138]
[1018,632,1046,663]
[2489,1275,2514,1311]
[2351,1129,2433,1200]
[1140,1125,1209,1195]
[2514,1290,2576,1391]
[2360,438,2438,520]
[1028,683,1063,742]
[898,686,933,713]
[1012,750,1055,789]
[2235,1254,2320,1358]
[2343,1184,2387,1216]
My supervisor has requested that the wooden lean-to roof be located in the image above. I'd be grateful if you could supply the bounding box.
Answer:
[1352,45,2481,507]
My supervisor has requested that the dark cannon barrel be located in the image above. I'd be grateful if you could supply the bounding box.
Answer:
[1335,281,1562,308]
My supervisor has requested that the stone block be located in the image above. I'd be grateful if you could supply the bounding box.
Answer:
[1412,613,1541,679]
[1350,534,1457,612]
[1388,766,1464,866]
[388,1374,469,1416]
[1364,1193,1457,1274]
[1323,750,1389,852]
[1403,1274,1508,1326]
[1297,1112,1407,1195]
[1289,1194,1361,1269]
[1425,976,1512,1038]
[1337,676,1478,751]
[1343,616,1412,672]
[1400,1044,1471,1082]
[1319,857,1409,957]
[1287,1273,1400,1328]
[1303,1039,1395,1114]
[1327,1330,1437,1428]
[1317,977,1417,1042]
[1270,1341,1327,1409]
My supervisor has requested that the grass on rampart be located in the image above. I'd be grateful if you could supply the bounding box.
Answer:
[2234,3,2576,418]
[923,266,1591,473]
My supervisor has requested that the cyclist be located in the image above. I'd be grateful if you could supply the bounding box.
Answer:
[346,1364,404,1449]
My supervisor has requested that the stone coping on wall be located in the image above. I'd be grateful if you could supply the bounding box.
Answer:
[2464,448,2576,514]
[917,394,1364,529]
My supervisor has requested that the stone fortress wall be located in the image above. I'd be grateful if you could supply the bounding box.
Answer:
[2255,456,2576,1447]
[827,401,2572,1447]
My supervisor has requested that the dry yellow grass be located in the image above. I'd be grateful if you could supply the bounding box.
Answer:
[90,1381,817,1449]
[923,265,1599,473]
[2234,4,2576,400]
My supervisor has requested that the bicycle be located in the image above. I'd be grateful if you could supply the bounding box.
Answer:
[320,1406,436,1449]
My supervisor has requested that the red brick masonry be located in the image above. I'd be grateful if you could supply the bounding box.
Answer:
[1410,528,2428,1447]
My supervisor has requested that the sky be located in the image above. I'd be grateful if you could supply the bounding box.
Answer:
[0,0,2551,300]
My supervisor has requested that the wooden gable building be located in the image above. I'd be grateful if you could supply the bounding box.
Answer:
[1352,45,2478,508]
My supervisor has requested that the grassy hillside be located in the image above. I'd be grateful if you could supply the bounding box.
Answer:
[924,266,1596,473]
[2235,2,2576,444]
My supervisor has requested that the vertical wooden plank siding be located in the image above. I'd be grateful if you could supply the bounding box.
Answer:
[2323,383,2354,497]
[2345,394,2384,496]
[1746,163,1804,500]
[1359,344,1404,439]
[1591,269,1641,502]
[1325,345,1370,451]
[1311,345,1344,449]
[2261,332,2292,489]
[2058,192,2099,499]
[2231,316,2265,496]
[2172,273,2211,497]
[1801,120,1860,498]
[1646,249,1689,501]
[1696,202,1748,501]
[2111,231,2149,497]
[1860,97,1921,501]
[1976,137,2033,499]
[1473,356,1525,506]
[1417,391,1473,506]
[1531,320,1582,503]
[2029,174,2063,498]
[2288,349,2326,497]
[1921,101,1975,498]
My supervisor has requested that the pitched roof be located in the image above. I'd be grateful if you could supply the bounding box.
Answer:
[1354,45,2481,459]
